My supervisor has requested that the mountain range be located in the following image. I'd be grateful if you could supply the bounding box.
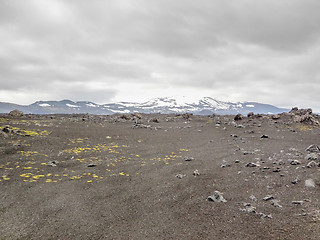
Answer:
[0,97,289,115]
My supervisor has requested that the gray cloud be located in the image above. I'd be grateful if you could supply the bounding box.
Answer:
[0,0,320,111]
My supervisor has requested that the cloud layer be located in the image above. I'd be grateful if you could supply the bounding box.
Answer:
[1,0,320,110]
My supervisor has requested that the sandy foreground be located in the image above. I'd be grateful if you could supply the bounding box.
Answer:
[0,113,320,239]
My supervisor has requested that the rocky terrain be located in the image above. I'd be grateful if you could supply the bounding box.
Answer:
[0,108,320,239]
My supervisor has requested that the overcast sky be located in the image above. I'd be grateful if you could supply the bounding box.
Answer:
[1,0,320,110]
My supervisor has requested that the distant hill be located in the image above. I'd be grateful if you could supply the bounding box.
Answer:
[0,97,289,115]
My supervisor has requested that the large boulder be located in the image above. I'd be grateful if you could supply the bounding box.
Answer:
[234,114,243,121]
[9,110,23,117]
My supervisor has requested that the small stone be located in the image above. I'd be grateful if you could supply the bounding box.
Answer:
[207,191,227,203]
[221,163,231,168]
[290,160,301,165]
[305,179,315,188]
[272,168,281,172]
[193,169,200,176]
[263,195,274,201]
[292,178,300,184]
[260,135,269,139]
[176,174,185,179]
[249,195,257,201]
[258,212,273,219]
[47,161,57,167]
[247,112,254,118]
[242,151,254,155]
[240,203,256,213]
[292,201,303,205]
[271,200,283,208]
[87,164,97,167]
[235,160,240,163]
[272,114,280,120]
[184,157,194,161]
[306,161,317,168]
[246,162,258,167]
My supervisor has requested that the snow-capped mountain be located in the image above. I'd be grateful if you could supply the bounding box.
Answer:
[0,97,289,115]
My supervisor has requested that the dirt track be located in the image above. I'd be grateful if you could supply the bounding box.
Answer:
[1,113,320,239]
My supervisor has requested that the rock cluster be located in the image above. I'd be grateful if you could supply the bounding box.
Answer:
[290,107,319,125]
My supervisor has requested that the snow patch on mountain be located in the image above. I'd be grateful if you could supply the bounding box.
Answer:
[66,104,79,108]
[86,103,98,107]
[39,103,51,107]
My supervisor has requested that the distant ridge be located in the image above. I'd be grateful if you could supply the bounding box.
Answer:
[0,97,289,115]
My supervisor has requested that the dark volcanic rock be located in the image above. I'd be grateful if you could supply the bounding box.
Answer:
[247,112,254,118]
[234,114,243,121]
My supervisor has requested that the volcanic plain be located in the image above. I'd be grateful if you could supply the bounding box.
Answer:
[0,112,320,239]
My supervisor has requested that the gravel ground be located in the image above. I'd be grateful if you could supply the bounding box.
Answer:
[0,113,320,239]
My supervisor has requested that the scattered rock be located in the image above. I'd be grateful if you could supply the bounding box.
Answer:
[149,118,160,123]
[271,199,283,208]
[182,113,193,120]
[87,164,97,167]
[2,126,13,134]
[305,179,315,188]
[193,169,200,176]
[240,203,272,219]
[120,114,131,120]
[240,203,256,213]
[176,174,185,179]
[272,167,281,172]
[246,162,258,167]
[263,195,274,201]
[249,195,257,201]
[257,212,273,219]
[290,160,301,165]
[242,151,254,155]
[207,191,227,203]
[291,178,300,184]
[132,112,143,119]
[307,161,317,168]
[292,201,303,205]
[272,114,280,120]
[305,144,320,153]
[234,114,243,121]
[247,112,254,118]
[221,161,231,168]
[305,153,319,161]
[47,161,57,167]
